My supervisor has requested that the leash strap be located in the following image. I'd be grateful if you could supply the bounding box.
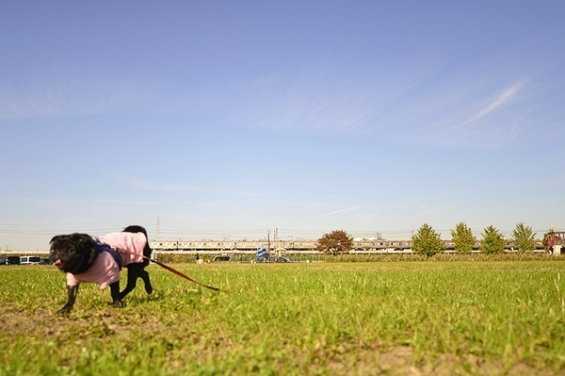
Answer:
[143,256,221,292]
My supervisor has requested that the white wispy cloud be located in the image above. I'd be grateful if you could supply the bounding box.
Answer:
[460,81,524,127]
[127,177,203,193]
[325,206,361,216]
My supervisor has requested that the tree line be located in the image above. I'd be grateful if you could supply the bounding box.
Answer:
[317,223,543,256]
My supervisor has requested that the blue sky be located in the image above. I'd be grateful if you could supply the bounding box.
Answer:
[1,1,564,249]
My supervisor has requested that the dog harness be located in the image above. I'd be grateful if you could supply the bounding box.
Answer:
[95,241,123,269]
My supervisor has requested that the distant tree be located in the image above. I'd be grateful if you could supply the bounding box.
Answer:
[512,223,535,253]
[480,226,505,254]
[451,222,476,253]
[542,228,556,251]
[317,230,353,255]
[412,224,443,257]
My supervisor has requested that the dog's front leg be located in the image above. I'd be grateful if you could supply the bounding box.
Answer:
[57,284,79,315]
[109,281,124,308]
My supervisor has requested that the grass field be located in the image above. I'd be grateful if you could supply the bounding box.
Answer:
[0,261,563,375]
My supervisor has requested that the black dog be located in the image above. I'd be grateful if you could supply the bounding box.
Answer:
[49,225,154,314]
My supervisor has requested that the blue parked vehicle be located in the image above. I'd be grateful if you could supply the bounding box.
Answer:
[256,247,270,262]
[255,247,290,263]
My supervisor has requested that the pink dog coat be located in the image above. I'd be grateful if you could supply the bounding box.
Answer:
[65,232,147,288]
[66,251,120,289]
[97,232,147,265]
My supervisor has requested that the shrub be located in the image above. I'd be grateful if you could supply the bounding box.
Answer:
[481,226,505,254]
[512,223,535,253]
[412,224,443,257]
[451,222,476,253]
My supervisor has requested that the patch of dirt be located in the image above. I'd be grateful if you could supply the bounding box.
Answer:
[321,344,558,376]
[0,304,180,344]
[506,362,555,376]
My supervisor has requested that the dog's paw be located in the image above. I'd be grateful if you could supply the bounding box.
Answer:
[112,300,125,308]
[57,307,72,316]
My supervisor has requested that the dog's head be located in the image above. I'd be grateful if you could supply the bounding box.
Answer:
[49,233,98,274]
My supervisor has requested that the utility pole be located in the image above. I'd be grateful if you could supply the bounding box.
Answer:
[275,226,279,257]
[156,216,161,241]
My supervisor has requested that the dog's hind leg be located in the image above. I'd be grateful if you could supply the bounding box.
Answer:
[139,269,153,294]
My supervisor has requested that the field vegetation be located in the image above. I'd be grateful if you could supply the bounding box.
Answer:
[0,261,563,375]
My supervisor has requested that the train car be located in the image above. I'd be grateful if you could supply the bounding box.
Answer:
[151,240,179,250]
[291,241,317,250]
[234,241,263,250]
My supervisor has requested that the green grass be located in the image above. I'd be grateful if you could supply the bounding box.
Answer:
[0,261,563,375]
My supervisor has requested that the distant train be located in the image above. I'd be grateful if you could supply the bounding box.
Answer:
[150,239,546,253]
[151,239,410,252]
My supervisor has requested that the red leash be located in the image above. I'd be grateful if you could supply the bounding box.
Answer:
[143,256,221,292]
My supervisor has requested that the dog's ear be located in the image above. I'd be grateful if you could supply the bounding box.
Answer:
[67,233,98,274]
[77,234,99,267]
[50,234,66,246]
